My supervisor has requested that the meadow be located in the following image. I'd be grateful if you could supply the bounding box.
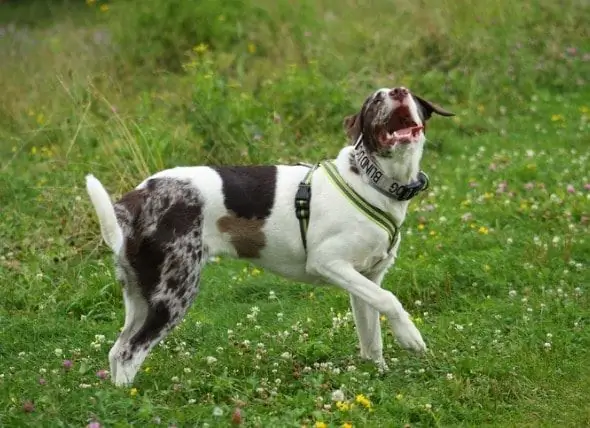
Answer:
[0,0,589,426]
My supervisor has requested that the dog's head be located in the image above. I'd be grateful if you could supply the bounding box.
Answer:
[344,87,454,156]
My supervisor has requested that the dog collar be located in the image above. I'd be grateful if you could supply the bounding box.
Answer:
[353,135,429,201]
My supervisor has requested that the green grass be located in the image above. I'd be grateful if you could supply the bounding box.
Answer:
[1,0,589,426]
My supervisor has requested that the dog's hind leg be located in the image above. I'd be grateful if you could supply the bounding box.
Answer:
[108,276,149,383]
[109,244,203,387]
[107,178,206,387]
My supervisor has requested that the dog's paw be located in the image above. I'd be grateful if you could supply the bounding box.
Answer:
[392,317,427,353]
[376,359,390,374]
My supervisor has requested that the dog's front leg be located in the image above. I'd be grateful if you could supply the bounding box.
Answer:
[349,270,387,370]
[308,260,426,353]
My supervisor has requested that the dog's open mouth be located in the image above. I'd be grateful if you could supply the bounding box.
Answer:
[378,106,423,146]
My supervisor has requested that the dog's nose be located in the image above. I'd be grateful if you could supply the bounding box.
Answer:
[389,87,409,101]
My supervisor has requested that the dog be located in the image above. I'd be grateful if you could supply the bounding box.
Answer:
[85,86,454,386]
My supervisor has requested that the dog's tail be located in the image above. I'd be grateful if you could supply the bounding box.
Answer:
[85,174,124,255]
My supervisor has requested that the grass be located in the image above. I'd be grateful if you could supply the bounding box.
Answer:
[0,0,589,426]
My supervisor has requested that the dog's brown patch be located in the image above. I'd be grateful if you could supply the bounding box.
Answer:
[117,188,148,218]
[217,211,266,258]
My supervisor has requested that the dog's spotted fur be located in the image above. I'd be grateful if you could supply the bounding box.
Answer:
[86,87,454,386]
[105,178,204,383]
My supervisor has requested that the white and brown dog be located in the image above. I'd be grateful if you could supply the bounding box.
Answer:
[86,86,454,386]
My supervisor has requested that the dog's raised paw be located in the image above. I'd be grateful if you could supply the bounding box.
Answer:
[392,319,427,353]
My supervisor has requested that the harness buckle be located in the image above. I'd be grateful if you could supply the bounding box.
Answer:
[294,183,311,220]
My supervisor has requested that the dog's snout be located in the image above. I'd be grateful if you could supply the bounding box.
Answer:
[389,87,409,102]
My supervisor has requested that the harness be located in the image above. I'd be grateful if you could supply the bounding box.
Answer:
[295,161,404,253]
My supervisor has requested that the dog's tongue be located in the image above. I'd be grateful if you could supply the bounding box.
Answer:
[394,125,423,142]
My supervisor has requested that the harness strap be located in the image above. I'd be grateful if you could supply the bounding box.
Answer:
[321,161,399,252]
[294,163,318,251]
[295,161,400,253]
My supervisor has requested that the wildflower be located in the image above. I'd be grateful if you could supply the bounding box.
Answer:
[22,400,34,413]
[395,393,403,400]
[251,268,262,276]
[206,356,218,365]
[551,114,564,122]
[417,224,425,230]
[314,422,327,428]
[446,373,454,380]
[63,360,73,370]
[184,367,192,374]
[54,348,63,357]
[355,394,372,409]
[86,0,96,4]
[331,389,345,402]
[336,401,350,411]
[461,212,473,222]
[280,352,292,360]
[213,406,224,417]
[188,398,197,404]
[130,388,138,397]
[99,4,108,12]
[231,407,243,424]
[342,423,353,428]
[478,226,489,235]
[508,290,517,298]
[566,184,575,193]
[248,43,257,54]
[87,422,101,428]
[96,370,108,379]
[39,378,46,385]
[543,342,552,350]
[193,43,208,54]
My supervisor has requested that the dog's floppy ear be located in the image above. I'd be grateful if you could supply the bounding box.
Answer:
[413,95,455,120]
[343,113,361,141]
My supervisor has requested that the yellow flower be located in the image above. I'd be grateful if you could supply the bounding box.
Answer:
[314,422,327,428]
[336,401,350,411]
[429,230,437,236]
[551,114,564,122]
[478,226,489,235]
[342,423,353,428]
[355,394,372,409]
[248,42,257,54]
[36,113,45,125]
[251,268,262,276]
[144,367,151,373]
[395,393,403,400]
[483,192,493,200]
[417,224,425,231]
[99,4,109,12]
[30,146,37,155]
[193,43,208,53]
[483,264,491,272]
[86,0,96,4]
[379,315,386,322]
[129,388,138,397]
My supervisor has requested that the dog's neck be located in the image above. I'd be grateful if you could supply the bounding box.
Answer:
[351,135,426,201]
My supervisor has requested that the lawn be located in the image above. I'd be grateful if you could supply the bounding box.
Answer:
[0,0,589,427]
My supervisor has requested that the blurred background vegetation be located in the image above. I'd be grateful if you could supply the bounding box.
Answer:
[0,0,587,181]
